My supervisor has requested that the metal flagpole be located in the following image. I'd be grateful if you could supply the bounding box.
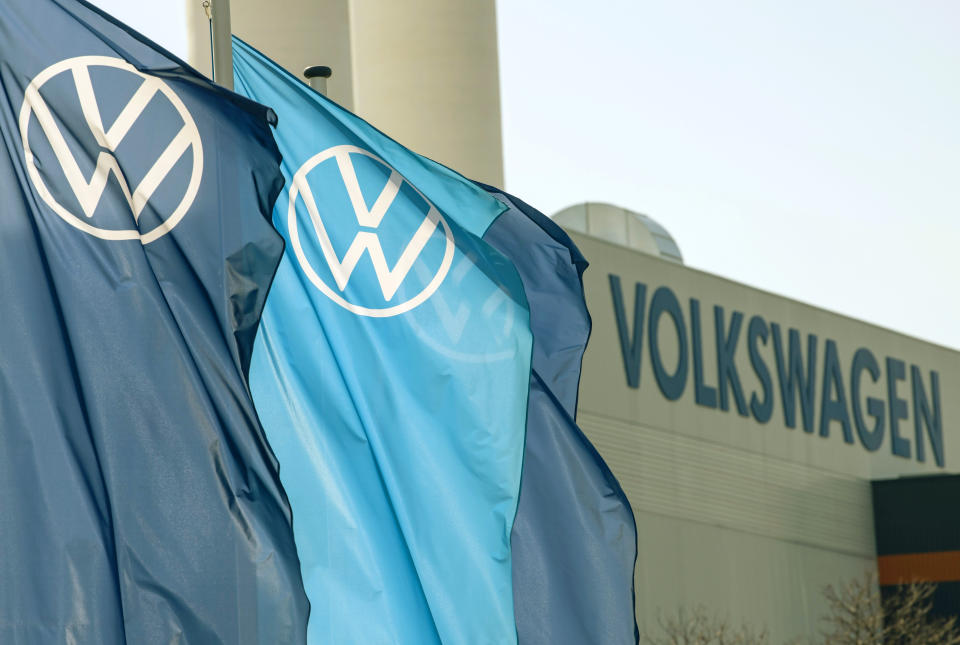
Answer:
[201,2,215,80]
[303,66,332,96]
[206,0,233,90]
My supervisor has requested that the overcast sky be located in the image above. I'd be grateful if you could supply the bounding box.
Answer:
[93,0,960,350]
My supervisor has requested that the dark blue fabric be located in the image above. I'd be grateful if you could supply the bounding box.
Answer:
[483,187,639,645]
[0,1,308,643]
[481,187,588,416]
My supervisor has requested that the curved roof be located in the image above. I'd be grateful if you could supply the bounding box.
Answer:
[553,202,683,263]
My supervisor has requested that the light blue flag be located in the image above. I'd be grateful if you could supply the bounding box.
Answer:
[233,38,532,644]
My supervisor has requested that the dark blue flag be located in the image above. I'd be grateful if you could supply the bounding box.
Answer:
[482,187,640,644]
[0,1,308,643]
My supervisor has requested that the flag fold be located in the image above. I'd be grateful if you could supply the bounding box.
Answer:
[483,187,640,645]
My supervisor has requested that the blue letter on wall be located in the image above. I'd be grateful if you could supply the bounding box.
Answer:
[886,357,911,459]
[648,286,688,401]
[911,367,944,467]
[714,306,748,417]
[771,324,818,433]
[747,316,773,424]
[690,299,718,408]
[851,348,885,452]
[819,339,854,443]
[610,275,646,389]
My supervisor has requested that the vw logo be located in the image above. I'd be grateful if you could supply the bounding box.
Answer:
[288,144,454,317]
[408,255,519,364]
[19,56,203,244]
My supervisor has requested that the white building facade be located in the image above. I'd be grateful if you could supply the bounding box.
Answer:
[561,210,957,640]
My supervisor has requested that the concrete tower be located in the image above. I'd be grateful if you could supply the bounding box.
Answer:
[184,0,504,186]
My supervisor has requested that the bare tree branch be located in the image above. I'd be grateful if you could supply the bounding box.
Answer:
[647,574,959,645]
[643,606,769,645]
[821,572,960,645]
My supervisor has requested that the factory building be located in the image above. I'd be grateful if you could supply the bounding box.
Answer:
[184,2,960,638]
[556,204,957,639]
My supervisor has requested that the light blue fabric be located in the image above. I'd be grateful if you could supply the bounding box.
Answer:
[234,38,531,645]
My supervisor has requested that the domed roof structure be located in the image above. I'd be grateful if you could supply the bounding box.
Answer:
[553,202,683,264]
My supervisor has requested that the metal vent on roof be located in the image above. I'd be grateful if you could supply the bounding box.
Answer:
[553,202,683,263]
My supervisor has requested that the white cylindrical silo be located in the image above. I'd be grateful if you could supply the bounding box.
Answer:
[184,0,355,108]
[346,1,503,186]
[184,0,504,186]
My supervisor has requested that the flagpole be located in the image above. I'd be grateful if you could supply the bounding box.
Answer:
[303,66,332,96]
[208,0,233,89]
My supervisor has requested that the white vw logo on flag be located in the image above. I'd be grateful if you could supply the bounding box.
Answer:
[19,56,203,244]
[288,145,454,317]
[407,257,518,364]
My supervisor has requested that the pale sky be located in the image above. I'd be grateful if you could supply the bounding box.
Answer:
[92,0,960,350]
